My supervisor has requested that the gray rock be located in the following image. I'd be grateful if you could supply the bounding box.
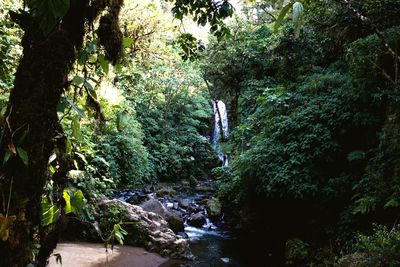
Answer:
[206,197,222,219]
[140,198,185,233]
[179,198,191,209]
[125,193,148,205]
[99,199,193,260]
[187,211,206,228]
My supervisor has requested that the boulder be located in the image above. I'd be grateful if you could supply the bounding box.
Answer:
[140,198,184,233]
[187,211,206,228]
[98,199,193,260]
[178,198,191,209]
[125,193,149,205]
[206,197,222,219]
[156,186,176,197]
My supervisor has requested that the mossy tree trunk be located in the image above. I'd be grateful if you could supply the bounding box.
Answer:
[0,1,87,266]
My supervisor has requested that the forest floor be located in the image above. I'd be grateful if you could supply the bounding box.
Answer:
[47,242,171,267]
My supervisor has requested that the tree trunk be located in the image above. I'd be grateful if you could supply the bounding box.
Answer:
[0,2,86,265]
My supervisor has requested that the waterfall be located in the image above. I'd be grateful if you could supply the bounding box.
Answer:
[212,100,229,166]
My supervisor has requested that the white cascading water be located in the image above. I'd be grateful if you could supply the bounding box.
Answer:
[212,100,229,166]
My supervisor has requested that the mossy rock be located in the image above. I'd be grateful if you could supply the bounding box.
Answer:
[97,199,194,259]
[206,197,222,218]
[97,201,150,246]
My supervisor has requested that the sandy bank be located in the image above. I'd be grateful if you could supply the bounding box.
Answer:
[47,242,171,267]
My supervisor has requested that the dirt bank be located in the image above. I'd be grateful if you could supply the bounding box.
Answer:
[47,242,169,267]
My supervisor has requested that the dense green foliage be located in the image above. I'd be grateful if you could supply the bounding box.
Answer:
[49,0,218,197]
[204,0,400,263]
[116,57,217,182]
[2,0,400,265]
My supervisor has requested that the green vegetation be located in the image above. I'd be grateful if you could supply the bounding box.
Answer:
[204,0,400,264]
[1,0,400,265]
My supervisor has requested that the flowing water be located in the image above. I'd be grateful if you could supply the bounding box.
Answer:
[117,101,262,266]
[212,100,229,166]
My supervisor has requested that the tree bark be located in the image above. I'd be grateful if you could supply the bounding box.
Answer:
[0,1,87,265]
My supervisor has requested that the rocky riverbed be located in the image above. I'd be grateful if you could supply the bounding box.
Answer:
[115,179,246,266]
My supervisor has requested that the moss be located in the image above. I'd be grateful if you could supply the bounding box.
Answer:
[206,197,222,217]
[123,223,150,247]
[97,202,150,247]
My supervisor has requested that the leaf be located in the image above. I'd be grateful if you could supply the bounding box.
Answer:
[292,2,304,38]
[77,51,88,65]
[384,198,399,209]
[274,3,292,32]
[71,117,81,141]
[51,0,70,17]
[98,54,109,74]
[17,147,29,167]
[70,190,86,216]
[57,96,68,113]
[29,0,70,35]
[17,128,29,145]
[114,64,123,73]
[87,42,97,52]
[41,198,59,226]
[0,213,17,241]
[72,76,85,86]
[66,138,72,154]
[63,190,72,214]
[48,153,57,164]
[123,37,133,47]
[83,80,94,91]
[66,98,85,118]
[49,165,56,174]
[113,223,128,245]
[347,150,365,162]
[3,150,11,165]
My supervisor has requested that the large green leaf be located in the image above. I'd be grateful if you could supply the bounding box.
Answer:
[71,117,81,141]
[113,223,128,245]
[97,54,109,74]
[122,37,133,48]
[72,76,85,86]
[27,0,70,35]
[70,190,86,216]
[41,198,59,226]
[274,2,292,32]
[63,190,72,214]
[16,147,29,167]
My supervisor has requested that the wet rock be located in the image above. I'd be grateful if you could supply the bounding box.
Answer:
[187,211,206,228]
[195,185,215,193]
[125,193,148,205]
[140,198,184,233]
[99,199,193,260]
[179,198,191,209]
[156,187,176,196]
[206,197,222,219]
[221,257,230,264]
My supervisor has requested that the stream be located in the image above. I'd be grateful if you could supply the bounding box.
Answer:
[115,184,261,267]
[116,100,262,266]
